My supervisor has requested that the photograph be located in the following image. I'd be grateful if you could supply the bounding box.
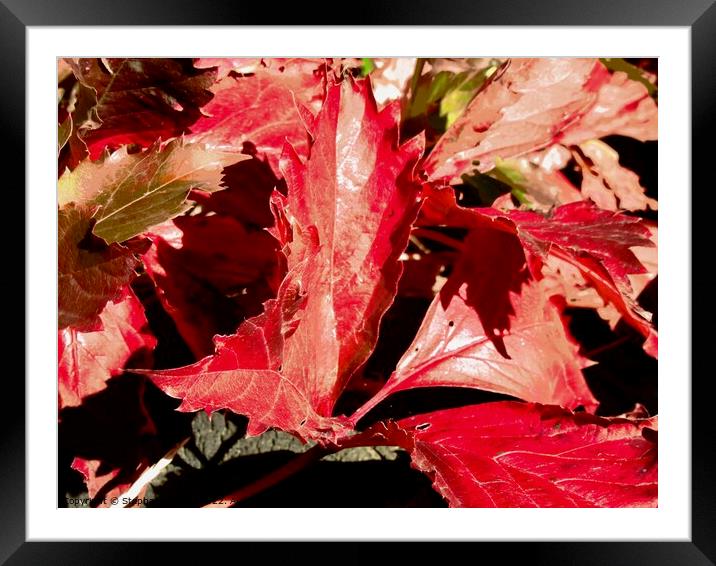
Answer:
[57,56,659,509]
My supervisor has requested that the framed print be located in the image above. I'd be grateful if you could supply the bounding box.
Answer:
[5,0,713,563]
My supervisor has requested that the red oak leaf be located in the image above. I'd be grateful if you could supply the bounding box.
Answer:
[59,286,156,410]
[352,279,596,422]
[68,58,217,159]
[425,59,657,184]
[141,215,281,358]
[352,402,657,508]
[187,58,329,174]
[145,78,424,442]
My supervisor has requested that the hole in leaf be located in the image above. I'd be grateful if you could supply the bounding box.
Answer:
[416,423,431,431]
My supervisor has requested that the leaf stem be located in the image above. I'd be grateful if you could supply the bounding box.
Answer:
[404,58,427,116]
[411,227,465,251]
[583,335,631,359]
[202,443,332,508]
[349,387,393,427]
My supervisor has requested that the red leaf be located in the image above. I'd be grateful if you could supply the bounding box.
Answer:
[353,279,595,422]
[145,78,424,442]
[355,402,657,507]
[425,59,608,182]
[419,187,656,351]
[279,79,424,412]
[141,215,281,358]
[68,58,217,159]
[58,286,156,410]
[559,70,658,146]
[493,203,652,290]
[541,223,657,334]
[188,59,328,174]
[440,227,531,356]
[490,203,657,352]
[422,189,654,294]
[425,59,657,183]
[577,140,657,212]
[143,242,351,441]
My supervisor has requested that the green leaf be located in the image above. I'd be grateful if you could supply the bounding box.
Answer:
[58,140,247,243]
[404,60,499,134]
[491,158,531,205]
[439,65,497,127]
[492,158,526,186]
[461,158,532,207]
[58,117,72,155]
[405,70,456,120]
[360,58,376,76]
[600,58,657,97]
[58,204,139,330]
[461,171,512,206]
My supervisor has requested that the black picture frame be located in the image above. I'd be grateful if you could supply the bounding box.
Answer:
[5,1,712,563]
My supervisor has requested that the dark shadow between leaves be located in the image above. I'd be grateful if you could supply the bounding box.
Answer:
[146,449,446,508]
[336,295,433,416]
[567,307,657,417]
[191,150,287,229]
[58,372,192,507]
[355,386,519,429]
